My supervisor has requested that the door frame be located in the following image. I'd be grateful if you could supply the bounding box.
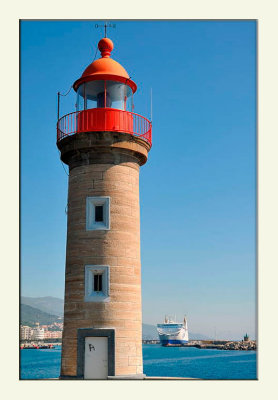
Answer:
[77,328,115,379]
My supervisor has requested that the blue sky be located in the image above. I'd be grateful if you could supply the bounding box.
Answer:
[21,20,256,340]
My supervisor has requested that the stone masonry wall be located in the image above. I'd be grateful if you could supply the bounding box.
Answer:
[61,161,143,377]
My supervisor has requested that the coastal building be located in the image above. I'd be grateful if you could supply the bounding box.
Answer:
[20,325,33,340]
[32,327,45,340]
[52,331,62,339]
[44,330,63,339]
[53,322,63,330]
[43,331,51,339]
[57,34,151,379]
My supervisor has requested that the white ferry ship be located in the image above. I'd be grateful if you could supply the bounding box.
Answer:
[157,316,189,346]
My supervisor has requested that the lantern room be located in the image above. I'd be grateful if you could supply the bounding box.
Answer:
[57,37,151,146]
[76,80,133,111]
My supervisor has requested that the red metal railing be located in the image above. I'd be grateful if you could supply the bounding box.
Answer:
[57,108,152,146]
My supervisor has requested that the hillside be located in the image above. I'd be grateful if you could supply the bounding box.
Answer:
[21,296,64,316]
[20,304,62,327]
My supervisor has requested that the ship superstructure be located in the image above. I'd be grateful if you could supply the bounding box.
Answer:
[157,316,189,346]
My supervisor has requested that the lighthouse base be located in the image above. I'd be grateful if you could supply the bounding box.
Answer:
[108,374,146,380]
[59,374,146,380]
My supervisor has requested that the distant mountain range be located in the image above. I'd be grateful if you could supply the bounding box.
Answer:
[142,323,158,340]
[20,296,210,339]
[20,304,62,327]
[21,296,64,317]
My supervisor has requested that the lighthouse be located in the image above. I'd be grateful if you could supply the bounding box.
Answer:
[57,36,152,379]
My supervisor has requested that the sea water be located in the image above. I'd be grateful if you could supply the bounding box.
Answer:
[143,345,257,380]
[20,344,257,380]
[20,346,62,380]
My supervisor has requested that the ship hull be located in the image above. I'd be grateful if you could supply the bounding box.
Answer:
[160,339,188,346]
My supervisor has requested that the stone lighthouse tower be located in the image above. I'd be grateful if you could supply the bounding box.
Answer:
[57,36,152,379]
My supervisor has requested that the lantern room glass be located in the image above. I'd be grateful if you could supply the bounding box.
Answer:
[76,80,133,112]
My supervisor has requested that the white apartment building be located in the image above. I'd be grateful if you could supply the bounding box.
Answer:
[20,325,33,340]
[32,327,45,340]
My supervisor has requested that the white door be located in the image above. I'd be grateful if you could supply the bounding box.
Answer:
[84,337,108,379]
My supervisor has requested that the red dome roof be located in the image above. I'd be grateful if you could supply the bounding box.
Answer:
[73,37,137,93]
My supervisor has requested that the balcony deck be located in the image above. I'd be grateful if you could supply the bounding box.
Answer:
[57,108,152,147]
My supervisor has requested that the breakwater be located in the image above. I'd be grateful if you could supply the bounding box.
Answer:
[21,339,256,351]
[194,341,256,351]
[142,339,256,350]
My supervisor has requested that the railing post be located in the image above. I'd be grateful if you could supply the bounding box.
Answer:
[57,92,60,121]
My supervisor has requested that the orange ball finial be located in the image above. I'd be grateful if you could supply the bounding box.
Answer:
[98,38,114,58]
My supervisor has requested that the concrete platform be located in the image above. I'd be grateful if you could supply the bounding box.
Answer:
[144,376,198,380]
[53,375,198,380]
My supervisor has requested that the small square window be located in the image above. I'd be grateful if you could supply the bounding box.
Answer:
[86,197,110,230]
[84,265,110,302]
